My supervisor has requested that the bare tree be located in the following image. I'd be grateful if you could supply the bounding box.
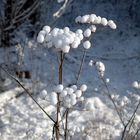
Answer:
[0,0,41,48]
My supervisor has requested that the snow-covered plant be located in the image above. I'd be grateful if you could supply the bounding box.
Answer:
[0,12,120,140]
[36,13,118,140]
[37,26,84,53]
[75,14,117,29]
[89,58,140,140]
[49,84,86,108]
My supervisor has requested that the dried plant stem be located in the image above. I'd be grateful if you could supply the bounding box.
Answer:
[75,50,87,85]
[55,51,65,140]
[64,108,69,140]
[59,51,64,84]
[121,89,140,140]
[101,76,125,127]
[0,65,55,123]
[56,94,60,140]
[132,127,140,140]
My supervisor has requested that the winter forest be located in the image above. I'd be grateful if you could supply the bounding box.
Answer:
[0,0,140,140]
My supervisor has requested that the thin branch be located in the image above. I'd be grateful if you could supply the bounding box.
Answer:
[132,127,140,140]
[0,65,55,124]
[53,0,72,18]
[121,89,140,140]
[15,0,28,16]
[100,76,125,127]
[14,0,38,21]
[4,0,40,31]
[64,108,69,140]
[14,1,40,24]
[75,50,87,85]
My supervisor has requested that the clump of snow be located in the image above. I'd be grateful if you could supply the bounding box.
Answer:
[37,26,85,53]
[75,14,117,30]
[95,61,105,77]
[84,28,92,38]
[132,81,140,89]
[83,41,91,49]
[57,0,65,3]
[48,84,87,108]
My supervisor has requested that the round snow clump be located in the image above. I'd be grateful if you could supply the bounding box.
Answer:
[106,78,110,83]
[60,90,67,97]
[89,60,93,66]
[40,89,47,99]
[84,28,91,38]
[70,93,76,100]
[89,14,96,23]
[79,96,84,102]
[55,39,63,48]
[64,27,70,32]
[96,16,101,24]
[81,15,89,23]
[76,29,83,34]
[78,33,84,41]
[101,18,108,26]
[71,85,77,91]
[37,34,44,43]
[95,61,105,72]
[74,36,81,45]
[90,25,96,32]
[50,92,57,105]
[71,98,77,106]
[71,42,79,48]
[75,90,82,98]
[75,16,82,23]
[62,45,70,53]
[80,84,87,92]
[43,26,51,33]
[108,20,117,29]
[39,30,46,36]
[67,88,74,95]
[132,81,139,89]
[83,41,91,49]
[55,84,64,93]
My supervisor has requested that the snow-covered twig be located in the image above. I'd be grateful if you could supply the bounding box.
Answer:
[53,0,73,18]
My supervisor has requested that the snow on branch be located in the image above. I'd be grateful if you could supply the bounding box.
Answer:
[53,0,73,18]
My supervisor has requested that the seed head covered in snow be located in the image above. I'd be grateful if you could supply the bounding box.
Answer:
[37,34,45,43]
[49,84,87,108]
[55,84,64,93]
[89,60,94,66]
[106,78,110,83]
[108,20,117,29]
[80,84,87,92]
[95,61,105,76]
[84,28,92,38]
[89,25,96,32]
[50,92,57,105]
[40,89,48,99]
[43,26,51,33]
[75,14,117,30]
[37,25,84,53]
[83,41,91,49]
[132,81,139,89]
